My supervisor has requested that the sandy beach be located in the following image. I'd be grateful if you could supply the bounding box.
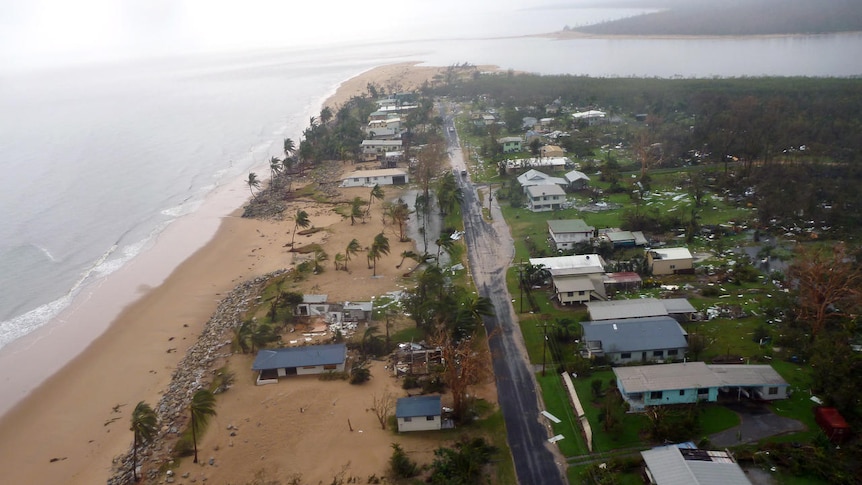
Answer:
[0,62,484,484]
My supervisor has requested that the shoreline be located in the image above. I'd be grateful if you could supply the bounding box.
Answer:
[0,61,450,485]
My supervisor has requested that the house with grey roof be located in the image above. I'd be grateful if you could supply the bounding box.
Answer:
[614,362,720,410]
[517,169,567,192]
[526,184,566,212]
[396,395,442,432]
[709,364,790,401]
[564,169,590,190]
[614,362,789,411]
[252,343,347,385]
[497,136,522,152]
[641,445,752,485]
[548,219,595,250]
[586,298,697,322]
[580,316,689,364]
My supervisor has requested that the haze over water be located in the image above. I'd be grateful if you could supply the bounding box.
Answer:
[0,0,860,411]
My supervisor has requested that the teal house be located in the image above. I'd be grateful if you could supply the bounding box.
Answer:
[614,362,720,411]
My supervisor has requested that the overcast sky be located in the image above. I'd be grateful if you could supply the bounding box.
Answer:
[0,0,551,69]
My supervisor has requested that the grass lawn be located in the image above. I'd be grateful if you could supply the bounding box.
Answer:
[571,371,648,452]
[472,407,517,485]
[699,404,741,435]
[536,373,590,456]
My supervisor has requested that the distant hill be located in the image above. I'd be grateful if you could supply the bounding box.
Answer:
[572,0,862,36]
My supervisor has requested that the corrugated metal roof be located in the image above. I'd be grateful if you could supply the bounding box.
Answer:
[650,247,693,260]
[708,365,789,387]
[581,316,688,355]
[586,299,668,320]
[252,344,346,371]
[525,184,566,197]
[548,219,594,234]
[302,294,328,304]
[642,446,751,485]
[554,276,602,292]
[663,298,697,314]
[614,362,722,393]
[396,395,441,418]
[530,254,605,272]
[342,168,408,179]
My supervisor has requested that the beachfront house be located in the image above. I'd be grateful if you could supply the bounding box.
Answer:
[580,316,689,364]
[341,168,408,187]
[647,247,694,275]
[360,139,403,161]
[252,343,347,385]
[548,219,595,250]
[396,395,442,432]
[526,184,566,212]
[642,445,752,485]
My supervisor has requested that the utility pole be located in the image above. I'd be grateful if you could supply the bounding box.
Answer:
[517,261,524,314]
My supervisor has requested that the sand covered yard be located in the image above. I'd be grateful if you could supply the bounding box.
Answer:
[0,62,500,485]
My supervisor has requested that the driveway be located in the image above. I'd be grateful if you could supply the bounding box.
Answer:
[709,402,805,447]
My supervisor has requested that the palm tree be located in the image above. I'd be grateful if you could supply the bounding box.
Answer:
[312,248,328,273]
[283,137,296,158]
[366,184,385,217]
[390,199,412,242]
[130,401,158,482]
[435,234,456,266]
[269,156,282,188]
[349,197,364,225]
[190,389,217,464]
[397,250,420,269]
[246,172,261,200]
[344,238,361,270]
[454,295,495,340]
[334,252,346,271]
[290,209,311,247]
[369,232,390,277]
[319,106,333,125]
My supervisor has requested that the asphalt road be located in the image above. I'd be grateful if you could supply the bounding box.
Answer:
[440,103,566,485]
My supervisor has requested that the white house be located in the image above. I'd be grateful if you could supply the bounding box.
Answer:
[648,247,694,275]
[517,169,567,192]
[530,254,607,304]
[548,219,595,250]
[252,344,347,385]
[341,168,409,187]
[526,184,566,212]
[396,395,442,432]
[504,156,570,172]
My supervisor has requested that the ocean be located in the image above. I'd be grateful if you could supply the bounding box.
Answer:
[1,2,861,412]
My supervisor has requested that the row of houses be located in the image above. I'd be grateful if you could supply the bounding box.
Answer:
[528,251,693,306]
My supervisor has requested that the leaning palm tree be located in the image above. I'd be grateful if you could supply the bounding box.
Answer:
[334,252,346,271]
[130,401,158,482]
[366,184,385,217]
[435,234,456,266]
[397,250,420,269]
[283,137,296,158]
[290,209,311,247]
[190,389,217,464]
[344,238,361,270]
[246,172,261,200]
[349,197,364,225]
[369,232,390,277]
[269,156,282,189]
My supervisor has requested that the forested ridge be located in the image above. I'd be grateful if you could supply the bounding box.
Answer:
[571,0,862,36]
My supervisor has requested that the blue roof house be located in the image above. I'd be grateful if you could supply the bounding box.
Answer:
[252,343,346,385]
[396,395,442,432]
[580,316,688,364]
